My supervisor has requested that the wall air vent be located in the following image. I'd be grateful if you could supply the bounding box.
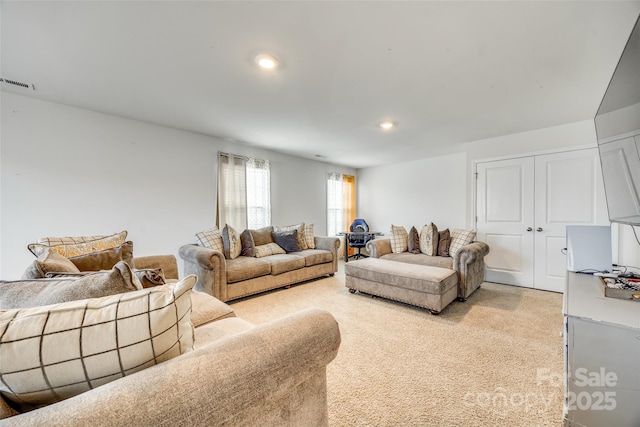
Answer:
[0,77,35,90]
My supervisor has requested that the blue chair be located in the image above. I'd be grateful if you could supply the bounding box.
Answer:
[348,219,373,260]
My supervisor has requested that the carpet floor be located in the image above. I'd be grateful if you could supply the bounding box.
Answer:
[229,263,565,426]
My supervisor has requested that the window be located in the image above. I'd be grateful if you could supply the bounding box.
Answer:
[217,152,271,230]
[327,173,356,255]
[246,158,271,229]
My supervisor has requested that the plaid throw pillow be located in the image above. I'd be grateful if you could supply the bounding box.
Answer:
[449,229,477,257]
[390,225,408,254]
[304,223,315,249]
[28,231,128,258]
[195,228,224,253]
[0,275,196,412]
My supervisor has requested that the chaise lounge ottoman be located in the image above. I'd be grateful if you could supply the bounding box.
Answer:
[345,258,458,314]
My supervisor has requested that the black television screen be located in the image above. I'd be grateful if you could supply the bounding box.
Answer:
[594,15,640,226]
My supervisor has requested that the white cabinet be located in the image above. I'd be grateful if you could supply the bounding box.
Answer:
[476,149,609,292]
[563,272,640,426]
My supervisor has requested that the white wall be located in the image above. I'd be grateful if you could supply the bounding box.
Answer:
[617,224,640,272]
[357,152,468,235]
[0,93,355,279]
[358,121,599,237]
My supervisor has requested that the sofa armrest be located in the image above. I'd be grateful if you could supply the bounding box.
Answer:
[453,241,490,300]
[314,236,340,273]
[178,244,227,301]
[366,238,392,258]
[133,254,179,280]
[1,308,341,427]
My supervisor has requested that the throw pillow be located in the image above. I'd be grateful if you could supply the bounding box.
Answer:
[67,241,134,271]
[275,223,308,250]
[21,249,81,279]
[254,243,286,258]
[390,225,408,254]
[437,229,451,257]
[419,223,439,256]
[240,229,256,257]
[222,224,242,260]
[28,231,128,258]
[133,268,167,288]
[250,226,275,246]
[407,226,421,254]
[449,229,477,257]
[0,261,142,310]
[45,268,166,289]
[36,231,127,247]
[304,223,315,249]
[195,227,224,253]
[0,396,18,419]
[0,275,196,412]
[272,230,302,253]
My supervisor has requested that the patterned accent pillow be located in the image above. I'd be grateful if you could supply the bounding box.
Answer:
[67,241,134,271]
[449,229,477,257]
[28,231,128,258]
[254,243,286,258]
[1,262,142,310]
[407,226,421,254]
[389,225,408,254]
[437,229,451,257]
[419,223,439,256]
[21,249,81,279]
[222,224,242,260]
[304,223,315,249]
[0,275,196,412]
[275,223,308,250]
[195,228,224,253]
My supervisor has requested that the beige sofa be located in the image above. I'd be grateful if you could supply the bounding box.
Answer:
[366,238,490,300]
[179,236,340,302]
[1,258,341,426]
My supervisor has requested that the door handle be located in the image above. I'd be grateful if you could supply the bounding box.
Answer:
[536,227,543,232]
[527,227,533,232]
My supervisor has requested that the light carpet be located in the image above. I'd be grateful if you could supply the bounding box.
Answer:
[230,263,564,426]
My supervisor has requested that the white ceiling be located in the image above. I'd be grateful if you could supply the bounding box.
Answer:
[2,1,640,169]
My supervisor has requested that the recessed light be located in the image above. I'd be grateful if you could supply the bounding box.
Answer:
[379,121,395,129]
[255,54,278,70]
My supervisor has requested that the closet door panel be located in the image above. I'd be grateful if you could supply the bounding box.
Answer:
[533,149,608,292]
[476,157,535,287]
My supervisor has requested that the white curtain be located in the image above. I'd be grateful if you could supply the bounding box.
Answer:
[217,153,247,230]
[327,173,344,238]
[327,173,345,257]
[246,157,271,229]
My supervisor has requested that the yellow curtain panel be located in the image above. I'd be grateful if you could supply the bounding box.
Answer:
[342,175,356,255]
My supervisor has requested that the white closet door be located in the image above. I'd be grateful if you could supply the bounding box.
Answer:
[533,150,609,292]
[476,157,535,287]
[476,148,609,292]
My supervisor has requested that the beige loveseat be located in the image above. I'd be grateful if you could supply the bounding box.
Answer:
[179,236,340,302]
[366,238,490,300]
[1,259,341,426]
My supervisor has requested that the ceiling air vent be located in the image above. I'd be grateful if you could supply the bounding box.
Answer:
[0,77,35,90]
